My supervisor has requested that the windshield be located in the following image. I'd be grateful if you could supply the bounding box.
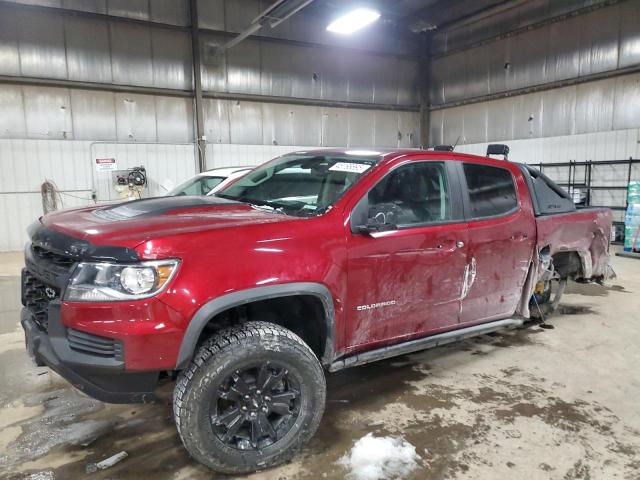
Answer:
[216,154,377,217]
[167,176,226,196]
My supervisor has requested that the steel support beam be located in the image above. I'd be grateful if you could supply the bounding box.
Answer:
[201,91,419,112]
[0,75,420,112]
[419,34,433,148]
[189,0,206,172]
[0,75,193,97]
[432,0,627,59]
[429,64,640,112]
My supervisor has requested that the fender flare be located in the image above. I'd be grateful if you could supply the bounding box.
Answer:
[174,282,336,370]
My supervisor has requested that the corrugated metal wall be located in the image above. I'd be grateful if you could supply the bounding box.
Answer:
[430,72,640,145]
[0,0,421,250]
[0,139,198,250]
[429,1,640,144]
[428,0,640,226]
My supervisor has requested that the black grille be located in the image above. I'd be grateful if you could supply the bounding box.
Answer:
[31,245,76,269]
[22,271,59,332]
[67,328,123,360]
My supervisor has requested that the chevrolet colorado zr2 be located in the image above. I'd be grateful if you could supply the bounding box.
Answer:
[21,148,612,473]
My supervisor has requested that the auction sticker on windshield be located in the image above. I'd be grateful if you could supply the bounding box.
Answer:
[329,162,372,174]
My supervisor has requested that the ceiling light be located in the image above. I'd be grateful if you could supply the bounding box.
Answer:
[327,8,381,35]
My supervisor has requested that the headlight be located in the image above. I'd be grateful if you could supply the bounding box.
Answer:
[64,259,180,302]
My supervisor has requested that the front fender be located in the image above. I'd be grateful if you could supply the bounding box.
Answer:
[174,282,336,369]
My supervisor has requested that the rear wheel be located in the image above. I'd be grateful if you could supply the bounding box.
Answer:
[173,321,326,474]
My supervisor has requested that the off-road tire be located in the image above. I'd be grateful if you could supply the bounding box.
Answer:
[173,321,326,474]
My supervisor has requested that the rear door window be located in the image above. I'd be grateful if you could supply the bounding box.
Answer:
[463,163,517,218]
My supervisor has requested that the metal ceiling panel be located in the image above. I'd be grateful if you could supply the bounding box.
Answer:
[541,86,576,137]
[374,111,399,148]
[442,51,466,104]
[575,79,614,134]
[291,105,321,146]
[65,17,112,83]
[110,23,154,87]
[348,109,374,148]
[516,0,553,27]
[619,0,640,68]
[0,85,26,138]
[488,37,511,95]
[22,86,72,139]
[397,111,419,148]
[464,45,490,99]
[69,89,116,140]
[107,0,149,21]
[17,10,67,79]
[225,39,261,94]
[11,0,62,7]
[320,49,349,103]
[0,6,20,76]
[260,42,293,98]
[512,92,543,139]
[114,93,157,142]
[431,32,447,56]
[429,56,447,106]
[346,50,375,104]
[62,0,107,14]
[196,0,225,30]
[203,98,231,144]
[155,96,194,143]
[546,17,580,83]
[151,29,192,90]
[228,101,262,144]
[320,107,348,147]
[612,73,640,131]
[511,29,547,91]
[372,56,399,106]
[150,0,189,26]
[200,34,227,92]
[579,6,619,76]
[225,0,259,33]
[396,59,419,106]
[290,46,322,100]
[261,103,294,146]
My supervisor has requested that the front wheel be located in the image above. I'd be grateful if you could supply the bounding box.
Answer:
[173,322,326,474]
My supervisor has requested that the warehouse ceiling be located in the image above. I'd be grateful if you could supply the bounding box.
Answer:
[305,0,520,34]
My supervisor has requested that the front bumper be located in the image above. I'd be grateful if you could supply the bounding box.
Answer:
[21,307,159,404]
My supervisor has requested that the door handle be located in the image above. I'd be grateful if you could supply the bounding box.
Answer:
[510,233,528,242]
[432,240,463,252]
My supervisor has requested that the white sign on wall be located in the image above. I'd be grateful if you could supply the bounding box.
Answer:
[95,158,118,172]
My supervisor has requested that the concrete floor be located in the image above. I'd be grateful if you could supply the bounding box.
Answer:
[0,249,639,480]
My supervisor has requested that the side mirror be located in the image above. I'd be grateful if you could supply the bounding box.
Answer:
[355,210,398,235]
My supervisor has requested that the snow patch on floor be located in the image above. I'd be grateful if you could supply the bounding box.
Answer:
[338,433,420,480]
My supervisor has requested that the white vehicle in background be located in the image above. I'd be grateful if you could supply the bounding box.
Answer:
[166,166,254,196]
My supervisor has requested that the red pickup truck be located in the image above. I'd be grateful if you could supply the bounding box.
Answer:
[21,148,612,473]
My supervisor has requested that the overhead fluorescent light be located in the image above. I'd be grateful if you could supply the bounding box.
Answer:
[326,8,381,35]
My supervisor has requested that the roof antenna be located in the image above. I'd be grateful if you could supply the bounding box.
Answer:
[452,135,464,151]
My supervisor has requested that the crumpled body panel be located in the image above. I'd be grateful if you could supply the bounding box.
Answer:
[516,208,613,317]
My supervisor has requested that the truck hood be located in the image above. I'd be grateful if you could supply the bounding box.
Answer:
[41,196,295,248]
